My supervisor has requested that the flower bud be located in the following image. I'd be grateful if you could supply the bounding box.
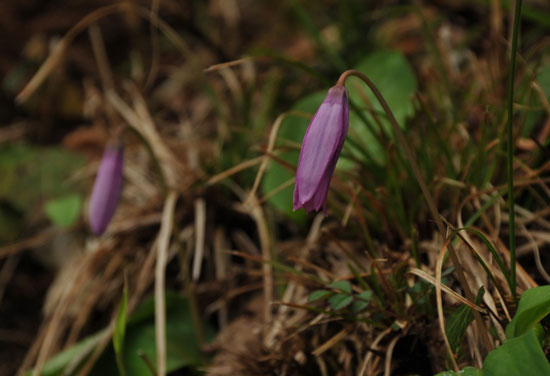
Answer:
[293,85,349,214]
[89,142,124,235]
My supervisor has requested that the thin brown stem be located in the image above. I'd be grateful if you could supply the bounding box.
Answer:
[338,69,493,352]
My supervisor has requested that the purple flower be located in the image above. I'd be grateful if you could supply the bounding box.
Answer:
[89,143,124,235]
[293,85,349,214]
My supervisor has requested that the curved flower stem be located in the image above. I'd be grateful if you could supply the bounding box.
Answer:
[337,70,493,354]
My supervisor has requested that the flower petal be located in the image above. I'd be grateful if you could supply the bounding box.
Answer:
[89,144,124,235]
[293,85,348,213]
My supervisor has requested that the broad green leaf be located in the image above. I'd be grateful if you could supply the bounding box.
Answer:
[483,328,550,376]
[261,91,325,220]
[349,50,417,128]
[328,280,352,293]
[344,50,417,166]
[113,282,129,376]
[308,290,333,302]
[329,293,353,310]
[114,292,214,375]
[506,286,550,338]
[435,366,480,376]
[44,194,82,228]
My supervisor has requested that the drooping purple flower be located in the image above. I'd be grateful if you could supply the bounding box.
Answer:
[293,85,349,214]
[89,142,124,235]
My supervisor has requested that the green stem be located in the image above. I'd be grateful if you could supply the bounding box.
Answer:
[507,0,522,306]
[337,70,494,354]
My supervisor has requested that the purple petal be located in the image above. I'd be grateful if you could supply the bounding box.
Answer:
[293,85,349,214]
[89,144,124,235]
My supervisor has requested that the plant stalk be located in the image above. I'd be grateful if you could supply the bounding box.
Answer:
[507,0,523,305]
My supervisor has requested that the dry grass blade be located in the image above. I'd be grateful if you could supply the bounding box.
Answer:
[192,199,207,281]
[17,3,192,103]
[204,57,258,72]
[16,3,125,103]
[247,195,273,332]
[0,256,19,305]
[436,237,459,371]
[213,228,229,329]
[258,177,295,204]
[245,111,309,205]
[517,212,550,283]
[30,256,91,376]
[311,328,350,357]
[155,191,178,376]
[409,268,485,313]
[106,89,184,188]
[88,24,114,91]
[357,327,391,376]
[265,213,324,348]
[0,228,58,260]
[384,334,402,376]
[207,156,263,185]
[144,0,161,89]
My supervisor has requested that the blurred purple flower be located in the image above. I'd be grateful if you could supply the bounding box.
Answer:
[293,85,349,214]
[89,143,124,235]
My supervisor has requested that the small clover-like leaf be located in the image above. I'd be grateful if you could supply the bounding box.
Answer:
[308,290,333,303]
[329,294,353,310]
[328,280,352,294]
[350,300,369,313]
[356,290,372,301]
[350,290,372,313]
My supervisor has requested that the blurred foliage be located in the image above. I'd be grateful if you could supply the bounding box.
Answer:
[0,144,84,241]
[30,292,213,376]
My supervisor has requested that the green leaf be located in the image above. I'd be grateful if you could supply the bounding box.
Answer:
[434,366,480,376]
[506,286,550,338]
[0,145,84,211]
[350,290,373,313]
[356,290,373,301]
[537,65,550,99]
[445,287,484,352]
[29,292,215,376]
[483,328,550,376]
[350,300,369,313]
[113,282,129,376]
[329,293,353,310]
[344,50,417,166]
[328,280,352,294]
[119,292,214,375]
[0,203,24,242]
[44,194,82,228]
[445,304,474,352]
[261,92,325,220]
[25,331,105,376]
[308,290,333,302]
[350,51,417,127]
